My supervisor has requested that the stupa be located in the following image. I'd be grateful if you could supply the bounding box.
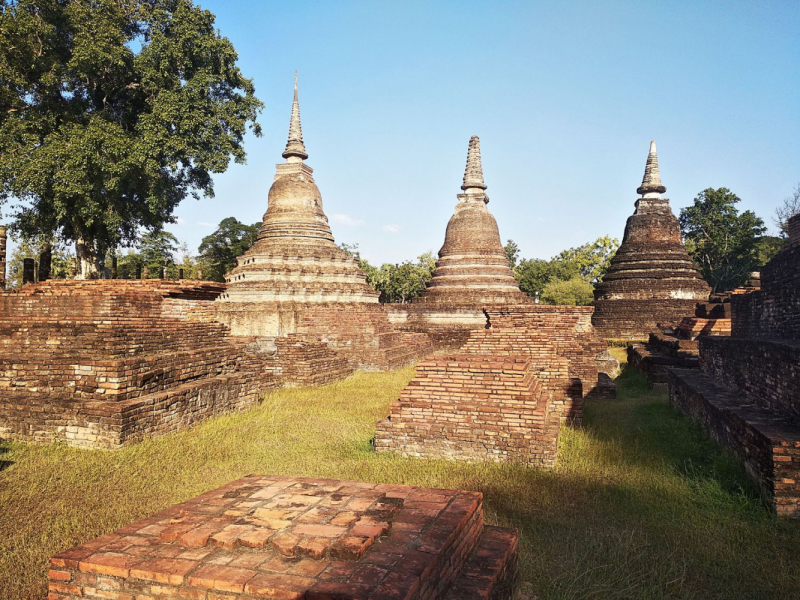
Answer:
[413,136,530,305]
[592,141,710,340]
[215,74,379,337]
[215,75,431,369]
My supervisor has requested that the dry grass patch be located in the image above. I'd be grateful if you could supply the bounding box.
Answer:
[1,362,798,599]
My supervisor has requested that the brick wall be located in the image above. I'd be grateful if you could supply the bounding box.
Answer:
[297,304,433,370]
[375,355,568,468]
[0,280,361,449]
[731,244,800,340]
[700,337,800,425]
[591,298,701,340]
[484,305,611,401]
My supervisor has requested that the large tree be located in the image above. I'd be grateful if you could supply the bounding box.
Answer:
[0,0,262,278]
[679,188,767,293]
[197,217,259,281]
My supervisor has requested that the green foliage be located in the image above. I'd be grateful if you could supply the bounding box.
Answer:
[358,252,436,303]
[554,235,619,283]
[679,188,768,292]
[540,275,595,305]
[197,217,259,282]
[0,0,262,277]
[515,258,579,298]
[137,229,178,277]
[514,236,617,301]
[504,239,520,269]
[755,236,785,269]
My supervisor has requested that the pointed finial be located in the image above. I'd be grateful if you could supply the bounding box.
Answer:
[636,140,666,196]
[461,135,487,191]
[282,70,308,161]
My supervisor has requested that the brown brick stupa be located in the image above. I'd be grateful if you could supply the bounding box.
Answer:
[592,141,710,340]
[413,136,529,306]
[215,75,431,370]
[215,74,379,336]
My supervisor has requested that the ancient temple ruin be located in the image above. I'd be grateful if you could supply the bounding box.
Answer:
[213,75,431,370]
[669,214,800,517]
[416,136,529,306]
[49,475,519,599]
[215,74,380,335]
[592,141,710,340]
[387,136,530,349]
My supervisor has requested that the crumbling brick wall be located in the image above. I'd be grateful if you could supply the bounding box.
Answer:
[374,355,568,468]
[297,304,433,370]
[669,224,800,517]
[483,305,611,402]
[0,280,353,449]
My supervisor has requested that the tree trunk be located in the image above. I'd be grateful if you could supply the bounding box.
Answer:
[38,242,52,282]
[75,237,100,280]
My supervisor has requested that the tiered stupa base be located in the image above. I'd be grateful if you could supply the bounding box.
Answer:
[592,143,710,340]
[0,280,355,449]
[49,475,519,599]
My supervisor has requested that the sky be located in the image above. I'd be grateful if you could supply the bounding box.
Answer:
[15,1,800,265]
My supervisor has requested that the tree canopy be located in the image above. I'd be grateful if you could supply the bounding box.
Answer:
[197,217,259,281]
[679,188,767,292]
[512,235,618,304]
[0,0,262,277]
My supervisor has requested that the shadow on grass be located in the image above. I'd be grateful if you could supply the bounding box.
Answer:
[581,363,762,505]
[0,441,13,472]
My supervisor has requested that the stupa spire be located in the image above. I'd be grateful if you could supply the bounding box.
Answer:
[461,135,488,192]
[282,70,308,162]
[637,140,666,197]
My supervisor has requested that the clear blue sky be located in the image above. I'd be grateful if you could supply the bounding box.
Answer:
[162,1,796,264]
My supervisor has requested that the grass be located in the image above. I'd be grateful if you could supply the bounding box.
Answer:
[1,355,799,599]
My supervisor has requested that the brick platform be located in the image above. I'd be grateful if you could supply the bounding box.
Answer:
[48,475,518,599]
[0,280,353,448]
[374,354,569,468]
[375,305,616,468]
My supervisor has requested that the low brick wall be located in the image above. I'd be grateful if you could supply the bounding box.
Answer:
[297,304,433,371]
[49,475,518,599]
[0,281,357,449]
[669,369,800,517]
[591,298,701,341]
[484,305,611,401]
[385,304,487,352]
[375,351,572,469]
[732,244,800,340]
[700,337,800,425]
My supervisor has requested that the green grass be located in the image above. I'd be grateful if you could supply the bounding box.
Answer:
[1,360,798,599]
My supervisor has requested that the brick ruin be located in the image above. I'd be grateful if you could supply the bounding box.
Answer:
[0,280,354,448]
[669,214,800,517]
[214,74,432,370]
[48,475,518,600]
[387,136,531,351]
[592,141,710,340]
[628,277,760,389]
[375,305,614,468]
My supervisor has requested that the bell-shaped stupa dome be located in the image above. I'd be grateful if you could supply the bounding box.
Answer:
[414,136,529,305]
